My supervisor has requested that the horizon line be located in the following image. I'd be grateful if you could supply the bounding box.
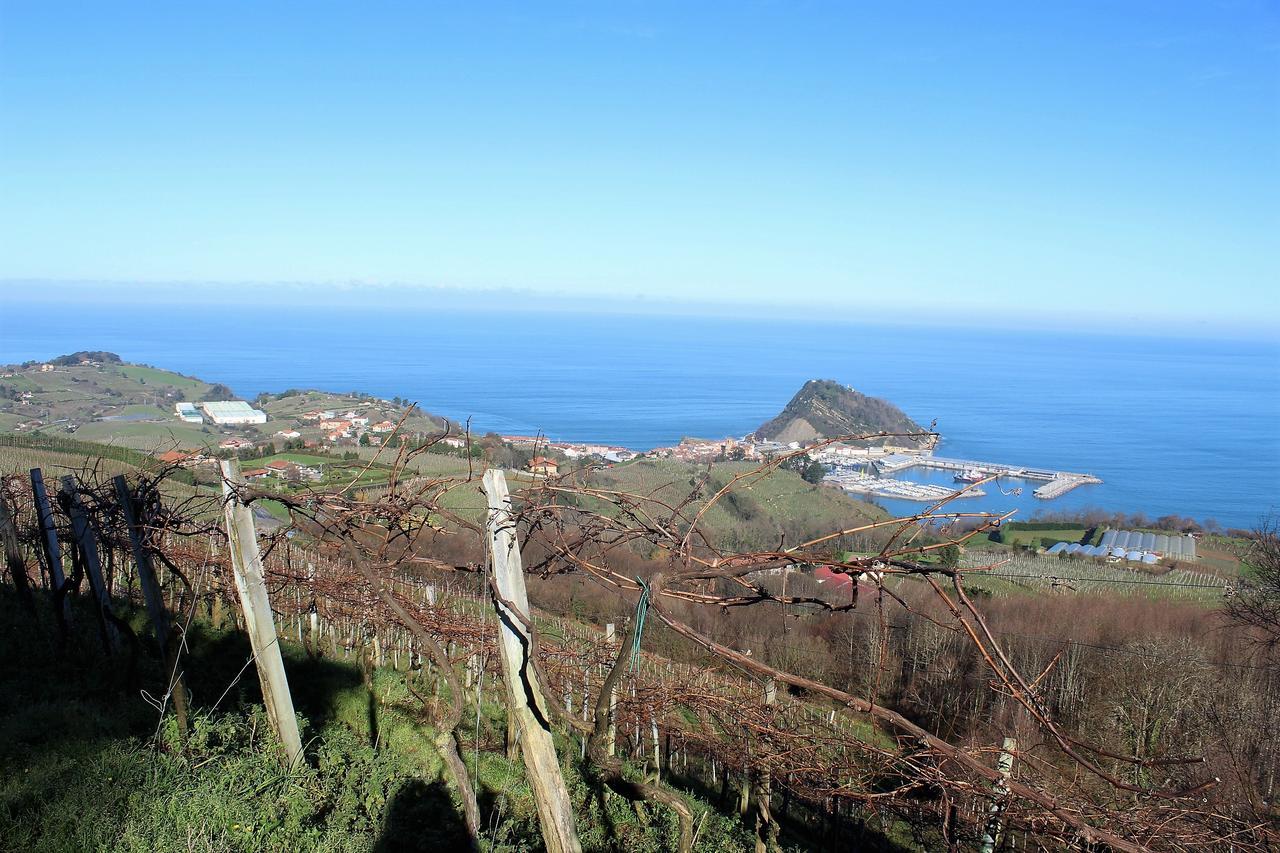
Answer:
[2,277,1276,343]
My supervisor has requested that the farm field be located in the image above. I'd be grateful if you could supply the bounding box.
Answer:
[70,420,217,451]
[0,441,215,509]
[247,452,334,467]
[956,550,1230,604]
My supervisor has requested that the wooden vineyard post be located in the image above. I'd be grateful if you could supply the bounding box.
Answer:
[0,496,35,614]
[979,737,1017,853]
[220,460,303,766]
[113,477,170,649]
[755,678,779,853]
[114,475,189,736]
[60,476,120,652]
[482,469,582,853]
[30,469,71,624]
[605,622,618,757]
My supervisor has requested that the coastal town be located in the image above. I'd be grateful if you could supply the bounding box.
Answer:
[0,356,1105,505]
[155,392,1105,507]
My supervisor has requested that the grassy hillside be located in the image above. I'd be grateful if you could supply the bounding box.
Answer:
[343,450,889,556]
[0,357,444,453]
[0,358,222,451]
[577,458,887,553]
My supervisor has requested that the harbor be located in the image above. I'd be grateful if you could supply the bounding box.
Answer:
[872,454,1102,499]
[824,470,987,502]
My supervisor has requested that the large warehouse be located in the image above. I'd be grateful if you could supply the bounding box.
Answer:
[198,400,267,425]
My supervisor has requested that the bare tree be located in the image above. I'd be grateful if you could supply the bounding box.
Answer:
[1225,515,1280,651]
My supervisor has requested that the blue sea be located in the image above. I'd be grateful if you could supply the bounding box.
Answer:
[2,301,1276,529]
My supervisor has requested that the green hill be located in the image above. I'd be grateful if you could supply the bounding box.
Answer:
[0,355,443,453]
[754,379,924,445]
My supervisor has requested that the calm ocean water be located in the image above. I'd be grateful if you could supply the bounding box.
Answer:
[2,302,1276,529]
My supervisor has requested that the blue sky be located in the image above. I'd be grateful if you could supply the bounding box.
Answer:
[1,2,1277,333]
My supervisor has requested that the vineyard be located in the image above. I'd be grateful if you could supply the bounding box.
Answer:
[0,428,1276,852]
[956,552,1230,604]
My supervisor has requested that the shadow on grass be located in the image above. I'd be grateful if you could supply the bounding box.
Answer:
[374,777,471,852]
[179,622,366,736]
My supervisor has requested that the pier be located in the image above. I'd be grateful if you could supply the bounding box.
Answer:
[1032,475,1099,499]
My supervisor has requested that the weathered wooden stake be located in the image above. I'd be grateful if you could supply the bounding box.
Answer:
[221,460,303,766]
[113,477,169,649]
[61,476,119,651]
[0,497,35,614]
[649,716,661,782]
[30,469,70,624]
[482,469,581,853]
[114,475,189,736]
[607,682,620,757]
[980,737,1017,853]
[755,678,779,852]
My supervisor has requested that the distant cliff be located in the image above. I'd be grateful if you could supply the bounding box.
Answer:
[754,379,923,444]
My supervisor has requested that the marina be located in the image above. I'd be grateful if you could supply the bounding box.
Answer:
[873,454,1102,499]
[824,470,986,502]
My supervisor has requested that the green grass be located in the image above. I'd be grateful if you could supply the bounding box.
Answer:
[0,604,471,852]
[961,533,1010,551]
[0,374,41,392]
[0,591,766,852]
[994,527,1090,548]
[108,403,169,417]
[113,364,212,394]
[258,499,293,522]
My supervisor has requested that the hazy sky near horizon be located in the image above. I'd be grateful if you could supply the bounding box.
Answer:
[1,2,1277,332]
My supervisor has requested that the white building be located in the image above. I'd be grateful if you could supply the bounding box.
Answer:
[174,402,204,424]
[199,400,267,425]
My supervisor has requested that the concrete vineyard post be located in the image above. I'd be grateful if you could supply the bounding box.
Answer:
[482,469,582,853]
[220,460,304,767]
